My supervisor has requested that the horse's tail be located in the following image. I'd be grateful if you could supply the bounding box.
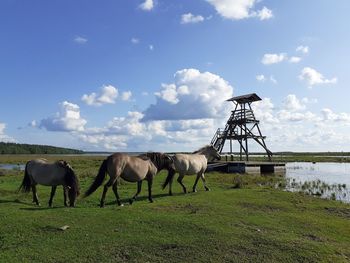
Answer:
[162,168,176,190]
[84,158,108,197]
[18,161,32,193]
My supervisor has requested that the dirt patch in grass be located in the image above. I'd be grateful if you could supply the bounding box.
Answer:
[303,233,324,242]
[324,207,350,219]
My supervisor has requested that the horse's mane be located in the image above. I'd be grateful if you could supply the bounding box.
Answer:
[139,152,171,171]
[193,145,212,154]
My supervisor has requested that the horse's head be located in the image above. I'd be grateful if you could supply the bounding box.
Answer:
[144,152,174,171]
[195,145,221,161]
[207,145,221,161]
[162,153,175,170]
[59,161,80,207]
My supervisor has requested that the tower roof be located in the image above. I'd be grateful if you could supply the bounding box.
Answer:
[227,93,262,104]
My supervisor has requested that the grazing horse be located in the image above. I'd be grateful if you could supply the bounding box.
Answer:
[19,159,80,207]
[162,145,221,195]
[84,152,173,207]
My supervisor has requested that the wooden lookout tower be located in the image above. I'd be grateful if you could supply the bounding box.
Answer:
[211,93,272,161]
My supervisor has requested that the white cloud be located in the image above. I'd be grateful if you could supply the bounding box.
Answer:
[296,45,309,54]
[277,110,316,122]
[139,0,154,11]
[181,13,205,24]
[149,44,154,51]
[270,75,277,84]
[143,68,233,121]
[256,74,277,84]
[252,98,279,124]
[289,56,302,63]
[40,101,87,132]
[206,0,273,21]
[0,123,6,134]
[299,67,337,87]
[283,94,306,111]
[154,84,179,104]
[121,91,132,101]
[107,112,145,136]
[261,53,287,65]
[321,108,350,122]
[301,97,318,104]
[56,92,350,152]
[0,122,16,142]
[29,120,37,128]
[256,6,273,20]
[82,85,119,106]
[256,74,266,82]
[131,38,140,44]
[251,95,350,151]
[74,36,88,44]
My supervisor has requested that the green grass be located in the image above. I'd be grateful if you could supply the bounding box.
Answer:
[0,156,350,262]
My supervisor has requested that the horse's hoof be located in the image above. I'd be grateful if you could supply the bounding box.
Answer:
[100,204,105,208]
[169,192,173,196]
[129,199,134,205]
[205,188,211,191]
[149,199,154,203]
[192,189,197,193]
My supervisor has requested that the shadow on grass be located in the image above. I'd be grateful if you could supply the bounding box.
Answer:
[19,206,70,211]
[39,225,66,233]
[101,192,184,207]
[0,199,32,206]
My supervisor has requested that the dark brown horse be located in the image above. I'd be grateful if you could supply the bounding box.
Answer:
[84,152,173,207]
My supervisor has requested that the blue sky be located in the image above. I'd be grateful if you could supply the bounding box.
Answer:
[1,0,350,152]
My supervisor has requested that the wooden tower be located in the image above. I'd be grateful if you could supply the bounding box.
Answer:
[211,93,272,161]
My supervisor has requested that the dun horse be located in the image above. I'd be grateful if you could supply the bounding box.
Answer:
[163,145,221,195]
[19,159,80,207]
[84,152,173,207]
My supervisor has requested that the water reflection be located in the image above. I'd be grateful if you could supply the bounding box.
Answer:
[285,162,350,203]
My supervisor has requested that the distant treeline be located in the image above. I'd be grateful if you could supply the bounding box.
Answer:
[0,142,83,154]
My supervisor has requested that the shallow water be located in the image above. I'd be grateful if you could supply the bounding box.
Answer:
[286,162,350,185]
[285,162,350,203]
[0,163,25,171]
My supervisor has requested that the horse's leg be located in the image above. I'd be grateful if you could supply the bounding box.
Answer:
[31,185,40,206]
[48,186,57,207]
[112,182,122,206]
[129,181,142,205]
[192,173,201,193]
[168,170,175,196]
[177,174,187,194]
[201,173,210,191]
[100,178,114,208]
[63,186,68,207]
[147,177,153,203]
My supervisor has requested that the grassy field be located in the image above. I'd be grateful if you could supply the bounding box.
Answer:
[1,155,350,262]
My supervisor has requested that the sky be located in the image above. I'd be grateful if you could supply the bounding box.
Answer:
[1,0,350,152]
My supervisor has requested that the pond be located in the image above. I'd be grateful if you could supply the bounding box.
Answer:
[285,162,350,203]
[0,163,25,171]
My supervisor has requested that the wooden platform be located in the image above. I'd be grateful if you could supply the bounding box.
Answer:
[206,161,286,174]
